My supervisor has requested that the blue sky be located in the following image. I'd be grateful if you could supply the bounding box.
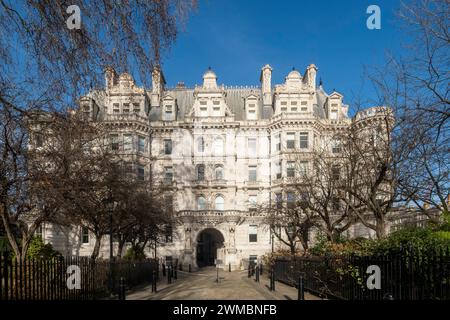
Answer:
[161,0,407,112]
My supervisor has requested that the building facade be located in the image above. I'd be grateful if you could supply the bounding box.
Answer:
[41,64,392,270]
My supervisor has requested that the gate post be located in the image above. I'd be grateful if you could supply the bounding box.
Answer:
[298,276,304,300]
[118,277,126,300]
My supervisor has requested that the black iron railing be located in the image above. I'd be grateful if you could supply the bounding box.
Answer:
[273,247,450,300]
[0,251,158,300]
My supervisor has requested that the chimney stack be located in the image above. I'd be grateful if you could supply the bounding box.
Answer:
[260,64,273,117]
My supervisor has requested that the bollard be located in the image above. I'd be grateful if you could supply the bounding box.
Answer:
[167,266,172,284]
[162,263,166,277]
[118,277,126,300]
[174,267,178,280]
[150,270,154,293]
[269,269,273,291]
[189,264,191,273]
[260,264,263,275]
[229,263,231,272]
[270,268,276,291]
[156,263,159,280]
[255,266,260,282]
[297,276,304,300]
[152,270,157,293]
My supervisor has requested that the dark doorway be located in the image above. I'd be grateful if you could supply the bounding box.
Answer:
[196,228,224,268]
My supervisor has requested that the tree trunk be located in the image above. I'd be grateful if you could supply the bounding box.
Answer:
[91,234,102,260]
[117,239,125,258]
[299,236,309,255]
[290,243,296,257]
[0,210,22,261]
[375,217,386,239]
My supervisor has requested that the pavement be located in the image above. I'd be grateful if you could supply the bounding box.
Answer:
[125,267,322,300]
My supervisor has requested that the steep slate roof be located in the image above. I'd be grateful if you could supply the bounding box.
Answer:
[150,87,265,121]
[148,86,331,122]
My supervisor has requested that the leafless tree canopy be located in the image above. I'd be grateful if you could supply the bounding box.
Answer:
[370,0,449,217]
[0,1,196,260]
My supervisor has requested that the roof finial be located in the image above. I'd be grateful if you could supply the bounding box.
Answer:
[208,66,211,70]
[319,78,323,86]
[292,66,296,71]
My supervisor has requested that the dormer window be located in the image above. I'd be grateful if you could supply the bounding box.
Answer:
[301,101,308,112]
[291,107,298,112]
[330,109,338,120]
[163,105,174,121]
[213,106,221,116]
[291,101,298,106]
[133,103,140,113]
[83,105,90,118]
[123,103,130,113]
[247,109,256,120]
[213,101,220,105]
[113,103,120,113]
[247,102,257,120]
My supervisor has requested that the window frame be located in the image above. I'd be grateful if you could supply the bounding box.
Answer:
[249,225,258,243]
[164,139,173,155]
[248,165,257,182]
[299,132,309,149]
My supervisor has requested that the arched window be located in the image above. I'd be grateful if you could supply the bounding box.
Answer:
[197,164,205,181]
[215,165,223,180]
[212,137,224,156]
[197,196,206,210]
[215,195,224,211]
[197,137,205,153]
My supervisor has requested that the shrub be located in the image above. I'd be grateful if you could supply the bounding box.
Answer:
[27,236,61,260]
[123,246,146,261]
[365,226,450,255]
[308,225,450,257]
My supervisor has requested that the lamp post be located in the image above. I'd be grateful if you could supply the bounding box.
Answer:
[271,233,274,253]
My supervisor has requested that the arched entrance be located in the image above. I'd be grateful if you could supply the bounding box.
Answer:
[196,228,224,268]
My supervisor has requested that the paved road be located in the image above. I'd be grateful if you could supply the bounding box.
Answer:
[126,267,321,300]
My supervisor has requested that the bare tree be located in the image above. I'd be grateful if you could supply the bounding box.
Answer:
[115,182,172,258]
[0,1,196,258]
[297,138,356,242]
[339,111,398,238]
[262,196,314,256]
[370,0,449,219]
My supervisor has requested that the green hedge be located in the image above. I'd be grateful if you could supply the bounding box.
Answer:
[310,224,450,257]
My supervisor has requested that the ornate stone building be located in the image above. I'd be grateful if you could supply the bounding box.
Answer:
[40,64,393,270]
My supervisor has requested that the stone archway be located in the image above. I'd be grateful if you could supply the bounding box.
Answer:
[196,228,225,268]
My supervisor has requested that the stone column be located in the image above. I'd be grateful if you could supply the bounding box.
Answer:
[182,227,194,270]
[226,226,238,271]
